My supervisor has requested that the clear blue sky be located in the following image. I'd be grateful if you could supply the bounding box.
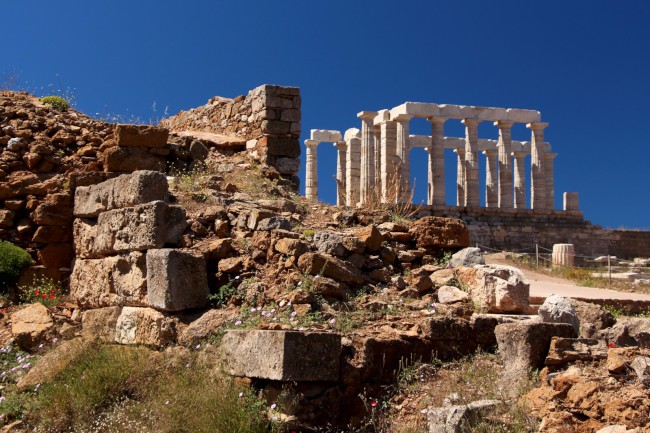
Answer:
[3,1,649,229]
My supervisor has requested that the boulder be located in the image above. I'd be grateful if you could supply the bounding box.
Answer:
[449,247,485,268]
[11,303,55,351]
[538,294,580,334]
[408,217,468,251]
[74,201,187,258]
[256,217,291,231]
[70,252,148,308]
[202,238,233,260]
[114,307,177,346]
[437,286,469,304]
[545,337,608,366]
[495,322,576,373]
[456,265,529,313]
[297,252,364,286]
[146,249,209,312]
[630,356,650,384]
[73,170,169,217]
[178,309,237,345]
[219,330,341,381]
[114,124,169,148]
[313,231,347,257]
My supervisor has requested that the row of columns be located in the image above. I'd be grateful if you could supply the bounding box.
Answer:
[307,115,555,212]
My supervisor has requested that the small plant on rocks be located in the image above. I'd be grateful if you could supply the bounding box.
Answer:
[40,95,69,112]
[20,277,62,307]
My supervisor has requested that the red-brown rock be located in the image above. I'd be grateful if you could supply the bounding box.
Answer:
[408,216,469,250]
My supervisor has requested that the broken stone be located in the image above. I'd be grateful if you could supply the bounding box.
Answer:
[81,306,121,341]
[73,170,169,217]
[408,217,469,251]
[354,225,383,252]
[437,286,469,304]
[114,124,169,148]
[219,330,340,381]
[545,337,608,366]
[456,264,529,313]
[146,249,209,312]
[11,303,55,351]
[449,247,485,268]
[274,238,310,257]
[297,252,364,286]
[538,294,580,335]
[630,356,650,384]
[104,146,166,172]
[428,399,500,433]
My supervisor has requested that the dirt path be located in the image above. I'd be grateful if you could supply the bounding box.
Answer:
[484,253,650,303]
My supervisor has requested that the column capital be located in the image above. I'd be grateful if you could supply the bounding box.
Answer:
[357,111,378,120]
[526,122,549,131]
[427,116,447,125]
[482,149,498,157]
[454,148,466,155]
[493,120,515,128]
[393,114,413,122]
[333,141,347,150]
[511,151,527,158]
[461,118,482,127]
[305,139,320,148]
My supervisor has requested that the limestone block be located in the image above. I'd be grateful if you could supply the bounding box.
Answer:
[104,147,166,172]
[146,249,208,312]
[428,399,499,433]
[74,170,169,217]
[506,108,542,123]
[81,306,122,341]
[219,330,341,381]
[408,217,469,251]
[437,286,469,304]
[495,322,576,373]
[70,252,148,308]
[74,201,187,258]
[310,129,342,143]
[456,265,529,314]
[545,337,608,365]
[114,307,177,346]
[343,128,361,141]
[538,294,580,334]
[115,124,169,148]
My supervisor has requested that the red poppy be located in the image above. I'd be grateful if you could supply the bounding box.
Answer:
[49,295,55,300]
[370,401,377,407]
[608,343,615,348]
[41,294,47,299]
[35,290,40,296]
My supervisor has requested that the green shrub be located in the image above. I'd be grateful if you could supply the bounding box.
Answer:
[0,242,33,290]
[40,95,69,112]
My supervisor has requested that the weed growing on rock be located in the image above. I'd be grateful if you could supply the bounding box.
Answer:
[40,95,69,112]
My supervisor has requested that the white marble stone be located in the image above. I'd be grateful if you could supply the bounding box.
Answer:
[310,129,342,143]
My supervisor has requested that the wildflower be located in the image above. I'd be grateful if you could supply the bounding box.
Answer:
[235,320,242,326]
[291,311,297,317]
[261,311,266,316]
[329,318,336,324]
[272,317,277,321]
[370,401,377,407]
[165,400,170,405]
[297,281,302,286]
[234,276,240,280]
[270,309,276,314]
[238,392,244,398]
[52,338,57,343]
[195,344,201,350]
[49,295,55,300]
[270,403,277,410]
[35,290,40,296]
[608,343,615,348]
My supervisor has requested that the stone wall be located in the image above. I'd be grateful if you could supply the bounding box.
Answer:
[161,84,301,188]
[417,205,650,259]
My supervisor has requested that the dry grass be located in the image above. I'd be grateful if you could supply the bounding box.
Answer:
[357,167,421,222]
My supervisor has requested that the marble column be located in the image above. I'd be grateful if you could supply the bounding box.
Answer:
[334,141,347,206]
[428,116,447,206]
[462,119,481,207]
[380,120,398,203]
[346,136,361,207]
[512,151,527,209]
[545,152,557,210]
[305,139,319,201]
[454,148,466,206]
[527,122,549,210]
[374,124,382,199]
[495,121,514,208]
[358,111,377,204]
[483,148,498,207]
[394,114,412,200]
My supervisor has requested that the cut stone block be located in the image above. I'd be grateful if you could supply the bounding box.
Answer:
[146,249,208,311]
[428,399,500,433]
[74,201,187,258]
[115,124,169,148]
[310,129,342,143]
[74,170,169,217]
[104,147,166,172]
[220,330,341,381]
[114,307,177,346]
[70,252,147,308]
[81,306,122,341]
[545,337,608,365]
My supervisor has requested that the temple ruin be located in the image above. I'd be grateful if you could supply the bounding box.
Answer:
[306,102,580,213]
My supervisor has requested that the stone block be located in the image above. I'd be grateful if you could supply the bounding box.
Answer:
[298,252,364,286]
[146,249,208,312]
[81,306,122,341]
[257,136,300,157]
[114,124,169,148]
[74,170,169,217]
[408,217,469,251]
[114,307,177,346]
[456,264,529,314]
[11,303,55,351]
[104,147,166,172]
[74,201,187,258]
[219,330,341,381]
[428,399,499,433]
[310,129,342,143]
[506,108,541,123]
[538,294,580,334]
[70,252,148,308]
[495,322,576,373]
[545,337,608,365]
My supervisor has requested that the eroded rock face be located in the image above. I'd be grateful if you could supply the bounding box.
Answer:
[408,217,469,251]
[219,330,341,381]
[74,170,169,218]
[456,264,529,313]
[11,303,55,351]
[70,252,148,308]
[545,337,608,366]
